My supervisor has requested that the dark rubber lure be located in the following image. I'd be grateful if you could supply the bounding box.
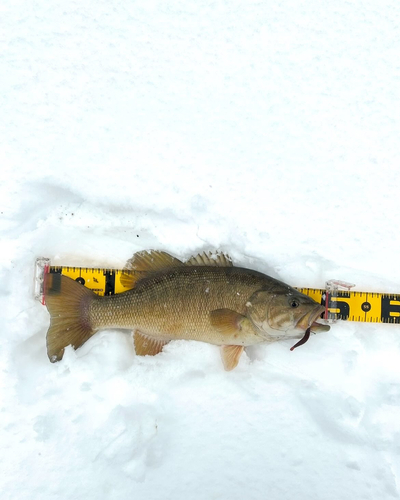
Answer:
[290,327,311,351]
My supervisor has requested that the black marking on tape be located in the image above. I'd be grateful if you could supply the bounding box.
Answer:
[49,272,62,294]
[104,270,116,296]
[381,295,400,323]
[329,291,351,320]
[361,301,371,312]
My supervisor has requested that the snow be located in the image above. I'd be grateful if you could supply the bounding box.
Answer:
[1,1,400,499]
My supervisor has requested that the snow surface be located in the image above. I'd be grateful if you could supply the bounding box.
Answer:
[2,1,400,499]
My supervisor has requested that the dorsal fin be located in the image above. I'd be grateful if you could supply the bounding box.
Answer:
[185,251,233,267]
[120,250,184,289]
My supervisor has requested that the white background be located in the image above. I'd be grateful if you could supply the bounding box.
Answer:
[1,1,400,499]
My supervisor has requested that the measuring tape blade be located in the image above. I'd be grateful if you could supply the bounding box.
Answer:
[297,288,400,324]
[34,258,400,324]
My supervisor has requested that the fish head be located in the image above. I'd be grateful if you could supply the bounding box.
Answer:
[246,287,328,339]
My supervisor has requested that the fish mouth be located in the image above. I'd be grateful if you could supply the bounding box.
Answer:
[296,305,327,332]
[290,305,328,351]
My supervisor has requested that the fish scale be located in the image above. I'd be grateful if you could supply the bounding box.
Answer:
[90,266,273,344]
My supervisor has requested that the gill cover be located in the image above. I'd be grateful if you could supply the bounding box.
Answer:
[246,287,324,337]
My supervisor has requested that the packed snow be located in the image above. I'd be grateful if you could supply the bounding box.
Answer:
[2,1,400,499]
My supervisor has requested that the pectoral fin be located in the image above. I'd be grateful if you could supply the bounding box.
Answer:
[220,345,244,371]
[134,331,169,356]
[209,309,246,335]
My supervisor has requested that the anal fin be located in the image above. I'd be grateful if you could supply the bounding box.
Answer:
[134,331,169,356]
[220,345,244,371]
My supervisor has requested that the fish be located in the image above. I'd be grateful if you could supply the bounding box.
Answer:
[44,250,330,370]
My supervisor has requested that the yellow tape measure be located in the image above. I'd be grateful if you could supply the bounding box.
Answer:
[34,258,400,324]
[296,288,400,324]
[48,265,130,296]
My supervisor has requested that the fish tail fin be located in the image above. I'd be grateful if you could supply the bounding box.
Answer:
[44,274,97,362]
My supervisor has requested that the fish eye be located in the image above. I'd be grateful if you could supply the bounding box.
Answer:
[290,299,300,308]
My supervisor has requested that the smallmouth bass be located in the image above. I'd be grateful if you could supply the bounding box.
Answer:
[44,250,329,370]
